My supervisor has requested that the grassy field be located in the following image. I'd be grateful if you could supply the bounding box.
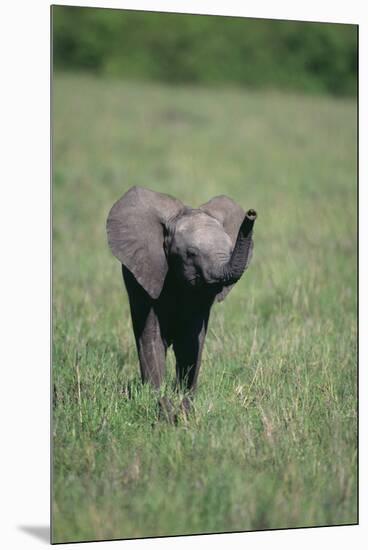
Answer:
[52,73,357,543]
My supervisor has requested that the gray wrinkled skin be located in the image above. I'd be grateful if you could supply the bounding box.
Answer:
[107,186,257,415]
[166,210,233,288]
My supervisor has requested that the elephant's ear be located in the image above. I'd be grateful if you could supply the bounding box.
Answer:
[200,195,247,302]
[107,186,184,299]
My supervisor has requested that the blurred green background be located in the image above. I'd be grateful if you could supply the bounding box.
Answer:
[52,6,357,544]
[52,6,357,96]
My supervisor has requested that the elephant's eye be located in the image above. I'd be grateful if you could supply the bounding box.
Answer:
[187,247,198,257]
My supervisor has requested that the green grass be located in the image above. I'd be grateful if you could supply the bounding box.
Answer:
[52,73,357,543]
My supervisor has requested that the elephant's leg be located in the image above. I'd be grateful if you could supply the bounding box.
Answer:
[173,308,211,393]
[135,308,167,388]
[123,266,166,389]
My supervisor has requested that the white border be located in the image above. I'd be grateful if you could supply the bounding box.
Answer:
[1,1,365,549]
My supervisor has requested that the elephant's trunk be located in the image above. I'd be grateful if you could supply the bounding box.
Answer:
[214,209,257,286]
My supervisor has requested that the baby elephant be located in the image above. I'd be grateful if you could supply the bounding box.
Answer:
[106,186,257,413]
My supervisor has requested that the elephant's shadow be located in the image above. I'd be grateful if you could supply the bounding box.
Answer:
[117,366,193,425]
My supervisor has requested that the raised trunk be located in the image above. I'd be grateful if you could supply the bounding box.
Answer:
[215,209,257,286]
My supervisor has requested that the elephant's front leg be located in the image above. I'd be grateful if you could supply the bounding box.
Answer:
[123,266,166,389]
[135,308,167,389]
[173,307,211,393]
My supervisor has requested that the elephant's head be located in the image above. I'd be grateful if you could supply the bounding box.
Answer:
[107,186,256,300]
